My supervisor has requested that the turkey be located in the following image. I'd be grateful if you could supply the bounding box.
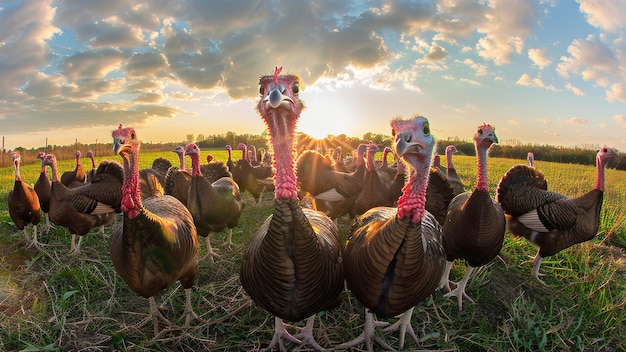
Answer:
[438,123,506,311]
[239,67,344,351]
[445,145,465,196]
[425,165,456,226]
[377,146,397,182]
[61,150,86,188]
[45,153,123,253]
[337,115,446,351]
[86,150,97,183]
[527,152,535,167]
[163,145,192,207]
[295,149,363,220]
[235,142,274,205]
[496,145,617,285]
[8,152,41,249]
[333,146,348,173]
[111,124,199,336]
[138,157,172,200]
[352,142,395,216]
[200,154,232,184]
[34,152,52,235]
[185,143,243,261]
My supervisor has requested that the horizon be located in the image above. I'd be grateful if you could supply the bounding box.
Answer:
[1,1,626,151]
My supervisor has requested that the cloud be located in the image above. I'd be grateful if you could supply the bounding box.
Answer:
[556,35,618,85]
[474,0,536,65]
[615,114,626,127]
[578,0,626,33]
[566,117,589,125]
[606,83,626,103]
[515,73,558,91]
[536,118,552,125]
[565,82,585,96]
[528,48,552,68]
[424,43,448,62]
[507,119,519,125]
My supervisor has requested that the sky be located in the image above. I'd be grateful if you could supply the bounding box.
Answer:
[1,0,626,152]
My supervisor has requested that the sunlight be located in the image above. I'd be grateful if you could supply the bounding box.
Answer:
[297,92,354,139]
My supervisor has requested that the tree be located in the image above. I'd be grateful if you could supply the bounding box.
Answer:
[186,134,195,143]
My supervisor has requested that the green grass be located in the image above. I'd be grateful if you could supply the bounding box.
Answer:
[0,152,624,351]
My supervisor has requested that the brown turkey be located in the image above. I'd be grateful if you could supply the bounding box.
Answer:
[45,153,123,253]
[496,145,617,285]
[200,154,232,184]
[61,150,86,188]
[185,143,243,261]
[164,145,192,207]
[445,145,465,196]
[333,146,348,173]
[86,150,97,183]
[111,124,199,336]
[239,67,344,351]
[138,157,172,200]
[34,152,52,235]
[234,142,274,205]
[352,142,395,216]
[337,116,446,351]
[296,149,363,220]
[8,152,41,249]
[438,124,505,311]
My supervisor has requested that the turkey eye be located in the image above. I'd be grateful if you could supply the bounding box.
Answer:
[130,133,135,140]
[423,124,430,135]
[292,84,299,94]
[603,148,607,152]
[259,86,264,95]
[478,128,483,135]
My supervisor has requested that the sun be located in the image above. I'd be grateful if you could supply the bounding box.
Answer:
[297,96,353,139]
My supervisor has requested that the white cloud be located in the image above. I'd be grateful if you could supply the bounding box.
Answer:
[528,48,552,68]
[507,119,519,125]
[615,114,626,127]
[515,73,558,91]
[578,0,626,33]
[565,82,585,96]
[536,118,552,125]
[566,117,589,125]
[556,35,618,84]
[606,83,626,103]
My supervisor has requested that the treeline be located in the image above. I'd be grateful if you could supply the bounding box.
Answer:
[438,138,625,170]
[3,132,624,171]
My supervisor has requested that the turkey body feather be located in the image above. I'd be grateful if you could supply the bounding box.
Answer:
[345,207,445,318]
[241,200,343,322]
[111,194,198,298]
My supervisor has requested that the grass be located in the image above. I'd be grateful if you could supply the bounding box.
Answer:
[0,151,625,351]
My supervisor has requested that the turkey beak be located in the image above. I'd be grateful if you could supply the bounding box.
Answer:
[395,132,424,156]
[266,86,293,109]
[113,137,126,155]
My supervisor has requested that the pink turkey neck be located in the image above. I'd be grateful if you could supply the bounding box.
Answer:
[396,160,430,223]
[239,144,248,161]
[190,152,202,176]
[177,151,185,170]
[266,113,299,202]
[50,158,60,183]
[475,143,489,192]
[366,147,377,171]
[446,147,455,169]
[14,158,22,181]
[121,145,141,219]
[594,153,606,191]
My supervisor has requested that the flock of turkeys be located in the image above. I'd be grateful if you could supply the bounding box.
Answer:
[7,66,618,350]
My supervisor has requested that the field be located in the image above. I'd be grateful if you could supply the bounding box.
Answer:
[0,150,625,351]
